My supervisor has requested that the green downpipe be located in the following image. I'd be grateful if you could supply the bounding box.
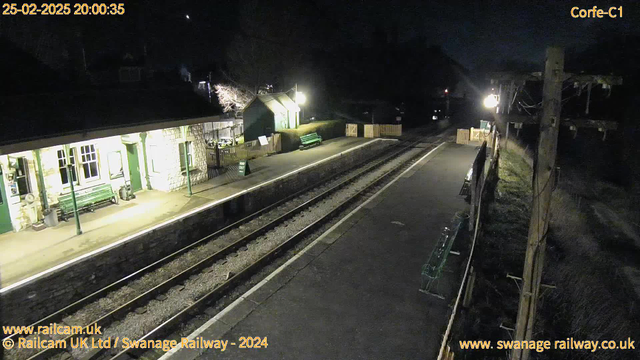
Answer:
[140,132,152,190]
[34,149,48,210]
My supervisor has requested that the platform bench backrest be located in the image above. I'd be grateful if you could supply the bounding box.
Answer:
[58,183,114,215]
[300,132,323,146]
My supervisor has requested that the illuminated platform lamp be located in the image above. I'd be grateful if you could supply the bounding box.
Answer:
[295,91,306,105]
[483,94,499,109]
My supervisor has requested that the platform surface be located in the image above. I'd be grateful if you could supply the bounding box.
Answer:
[170,142,479,360]
[0,137,382,288]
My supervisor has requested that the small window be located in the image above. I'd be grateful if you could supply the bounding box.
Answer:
[14,157,31,195]
[80,144,100,180]
[178,142,193,172]
[108,151,124,179]
[57,148,78,186]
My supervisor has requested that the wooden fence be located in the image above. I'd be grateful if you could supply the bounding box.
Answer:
[470,127,492,143]
[359,124,402,138]
[379,124,402,136]
[437,125,501,360]
[206,133,281,171]
[364,124,381,138]
[456,129,470,145]
[345,123,358,137]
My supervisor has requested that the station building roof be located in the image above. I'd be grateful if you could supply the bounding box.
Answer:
[0,87,222,154]
[244,93,300,115]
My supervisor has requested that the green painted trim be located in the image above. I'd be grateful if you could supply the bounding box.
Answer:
[65,144,82,235]
[0,165,14,234]
[140,132,152,190]
[34,149,48,210]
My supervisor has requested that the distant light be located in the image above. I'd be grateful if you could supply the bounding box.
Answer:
[444,89,449,94]
[185,14,190,20]
[432,115,438,120]
[483,94,499,108]
[295,91,306,105]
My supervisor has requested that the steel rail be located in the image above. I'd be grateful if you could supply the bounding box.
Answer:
[110,140,439,360]
[4,138,407,346]
[24,136,427,360]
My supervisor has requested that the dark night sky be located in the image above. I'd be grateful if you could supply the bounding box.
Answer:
[1,0,638,73]
[314,0,639,69]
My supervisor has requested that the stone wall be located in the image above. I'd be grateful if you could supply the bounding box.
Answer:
[0,136,146,232]
[0,125,208,233]
[1,139,391,326]
[146,125,207,192]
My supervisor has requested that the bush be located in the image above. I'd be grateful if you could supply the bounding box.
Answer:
[278,120,346,152]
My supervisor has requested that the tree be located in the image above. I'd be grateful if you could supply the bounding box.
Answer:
[214,84,253,114]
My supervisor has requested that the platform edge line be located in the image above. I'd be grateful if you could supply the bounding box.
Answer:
[160,141,447,359]
[1,139,387,293]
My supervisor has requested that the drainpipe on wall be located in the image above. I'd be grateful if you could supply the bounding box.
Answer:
[181,125,192,197]
[34,149,48,211]
[184,140,192,196]
[140,132,152,190]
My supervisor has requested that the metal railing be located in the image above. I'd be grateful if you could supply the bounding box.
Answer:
[438,125,501,360]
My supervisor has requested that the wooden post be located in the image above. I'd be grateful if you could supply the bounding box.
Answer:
[585,82,592,115]
[469,160,477,232]
[463,266,476,307]
[469,143,487,231]
[512,47,564,360]
[215,143,221,168]
[505,122,510,150]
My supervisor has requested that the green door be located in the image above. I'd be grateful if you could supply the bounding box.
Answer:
[0,166,14,234]
[126,144,143,193]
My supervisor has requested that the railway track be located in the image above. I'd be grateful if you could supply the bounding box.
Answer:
[5,126,452,360]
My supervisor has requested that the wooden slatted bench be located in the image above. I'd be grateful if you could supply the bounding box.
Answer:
[299,132,323,150]
[58,183,118,221]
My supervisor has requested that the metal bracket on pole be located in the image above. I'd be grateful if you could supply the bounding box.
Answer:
[500,323,516,332]
[508,273,557,300]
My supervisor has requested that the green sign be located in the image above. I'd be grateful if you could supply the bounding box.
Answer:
[238,160,251,176]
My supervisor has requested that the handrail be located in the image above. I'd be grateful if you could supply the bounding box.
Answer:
[437,128,501,360]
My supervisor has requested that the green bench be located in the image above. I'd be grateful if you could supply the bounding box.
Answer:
[419,212,467,298]
[299,132,323,150]
[58,183,118,221]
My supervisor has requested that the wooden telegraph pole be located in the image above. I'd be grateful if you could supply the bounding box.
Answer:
[511,47,564,360]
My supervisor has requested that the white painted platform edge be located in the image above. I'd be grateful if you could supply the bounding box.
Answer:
[1,138,394,294]
[159,141,446,359]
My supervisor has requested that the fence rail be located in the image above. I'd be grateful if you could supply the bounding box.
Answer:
[354,124,402,138]
[379,124,402,136]
[206,134,281,170]
[437,125,501,360]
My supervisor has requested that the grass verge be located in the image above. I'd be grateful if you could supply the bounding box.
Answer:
[450,142,640,359]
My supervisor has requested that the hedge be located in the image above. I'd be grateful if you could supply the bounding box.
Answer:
[278,120,346,152]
